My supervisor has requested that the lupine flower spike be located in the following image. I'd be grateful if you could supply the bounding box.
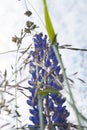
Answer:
[27,33,70,130]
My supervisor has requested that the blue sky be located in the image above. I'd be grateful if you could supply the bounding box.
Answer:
[0,0,87,128]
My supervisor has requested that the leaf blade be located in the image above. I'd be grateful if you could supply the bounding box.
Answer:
[43,0,56,44]
[38,87,62,97]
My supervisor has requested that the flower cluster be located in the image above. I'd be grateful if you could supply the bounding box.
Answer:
[27,34,70,130]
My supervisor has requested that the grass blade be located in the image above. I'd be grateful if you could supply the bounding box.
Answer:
[43,0,56,44]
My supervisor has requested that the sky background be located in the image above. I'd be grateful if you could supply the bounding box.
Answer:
[0,0,87,129]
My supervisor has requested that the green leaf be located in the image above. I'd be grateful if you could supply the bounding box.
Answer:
[38,87,61,96]
[43,0,56,44]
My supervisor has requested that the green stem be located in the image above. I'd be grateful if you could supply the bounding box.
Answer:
[53,44,82,130]
[38,95,44,130]
[36,60,44,130]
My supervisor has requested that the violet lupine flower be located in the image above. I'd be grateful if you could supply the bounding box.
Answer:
[27,34,70,130]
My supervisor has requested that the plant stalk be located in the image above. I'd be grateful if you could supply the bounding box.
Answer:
[52,44,82,130]
[38,95,44,130]
[36,60,44,130]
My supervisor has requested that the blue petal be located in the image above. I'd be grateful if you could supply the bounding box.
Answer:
[29,116,39,125]
[29,108,38,116]
[45,58,51,67]
[27,99,32,106]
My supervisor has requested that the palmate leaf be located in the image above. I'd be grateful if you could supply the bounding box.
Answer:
[38,87,62,97]
[43,0,56,44]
